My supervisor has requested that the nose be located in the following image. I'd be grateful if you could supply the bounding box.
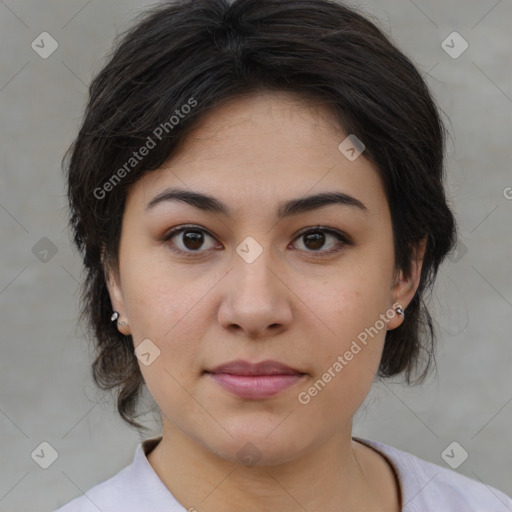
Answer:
[217,247,293,339]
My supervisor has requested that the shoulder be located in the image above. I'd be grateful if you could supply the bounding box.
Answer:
[354,437,512,512]
[53,464,134,512]
[53,436,186,512]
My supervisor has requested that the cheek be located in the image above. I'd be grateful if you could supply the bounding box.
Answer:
[292,258,392,385]
[300,267,390,341]
[118,246,194,338]
[119,254,211,376]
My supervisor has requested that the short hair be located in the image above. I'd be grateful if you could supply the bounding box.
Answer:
[63,0,458,432]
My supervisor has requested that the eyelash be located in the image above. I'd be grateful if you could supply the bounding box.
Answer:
[160,224,351,259]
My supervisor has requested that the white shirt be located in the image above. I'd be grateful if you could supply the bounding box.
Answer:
[54,435,512,511]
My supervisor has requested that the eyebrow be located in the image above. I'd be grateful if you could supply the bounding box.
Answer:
[145,187,368,219]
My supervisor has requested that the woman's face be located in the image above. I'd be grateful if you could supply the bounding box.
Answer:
[106,90,423,464]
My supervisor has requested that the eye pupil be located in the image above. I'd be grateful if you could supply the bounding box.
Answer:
[304,232,325,250]
[183,230,204,250]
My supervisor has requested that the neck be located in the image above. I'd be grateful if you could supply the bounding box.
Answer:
[147,422,390,512]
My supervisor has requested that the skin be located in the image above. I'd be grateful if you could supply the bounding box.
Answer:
[105,90,427,512]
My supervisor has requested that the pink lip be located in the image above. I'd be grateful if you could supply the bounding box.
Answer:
[205,359,306,399]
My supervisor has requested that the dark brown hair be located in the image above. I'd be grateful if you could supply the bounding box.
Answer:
[63,0,458,432]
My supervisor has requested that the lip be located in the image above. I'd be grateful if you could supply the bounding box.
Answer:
[205,359,306,399]
[207,359,304,376]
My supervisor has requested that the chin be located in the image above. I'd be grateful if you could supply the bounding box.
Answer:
[200,424,311,468]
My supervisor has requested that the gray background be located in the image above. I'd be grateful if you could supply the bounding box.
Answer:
[1,0,511,511]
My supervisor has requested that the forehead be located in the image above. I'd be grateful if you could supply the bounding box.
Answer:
[127,91,387,219]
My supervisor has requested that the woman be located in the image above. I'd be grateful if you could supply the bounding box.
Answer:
[55,0,512,510]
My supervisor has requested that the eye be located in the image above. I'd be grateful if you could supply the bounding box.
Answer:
[162,225,220,256]
[161,224,350,258]
[290,226,350,257]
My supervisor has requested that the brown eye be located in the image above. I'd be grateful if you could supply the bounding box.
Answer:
[181,230,205,250]
[163,226,220,255]
[162,224,349,259]
[302,231,325,251]
[291,227,350,256]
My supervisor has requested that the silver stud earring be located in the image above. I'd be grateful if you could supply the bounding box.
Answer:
[111,311,128,327]
[396,306,404,317]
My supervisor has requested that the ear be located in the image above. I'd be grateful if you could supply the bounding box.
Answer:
[102,248,131,335]
[386,236,428,330]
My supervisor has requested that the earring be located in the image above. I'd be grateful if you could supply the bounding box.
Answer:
[111,311,128,327]
[396,306,405,317]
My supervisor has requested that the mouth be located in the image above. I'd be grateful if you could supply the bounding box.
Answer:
[204,359,307,399]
